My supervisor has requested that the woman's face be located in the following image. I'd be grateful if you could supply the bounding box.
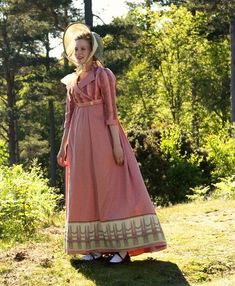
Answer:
[75,39,92,65]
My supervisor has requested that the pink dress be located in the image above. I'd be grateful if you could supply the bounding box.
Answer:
[63,63,167,256]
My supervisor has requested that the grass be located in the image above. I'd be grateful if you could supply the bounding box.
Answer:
[0,199,234,286]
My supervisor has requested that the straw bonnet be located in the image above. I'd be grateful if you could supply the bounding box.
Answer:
[61,22,104,85]
[63,22,103,68]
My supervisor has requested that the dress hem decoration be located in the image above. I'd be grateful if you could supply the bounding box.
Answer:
[64,213,167,256]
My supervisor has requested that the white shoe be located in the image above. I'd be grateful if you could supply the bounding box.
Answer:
[81,252,102,261]
[109,251,130,264]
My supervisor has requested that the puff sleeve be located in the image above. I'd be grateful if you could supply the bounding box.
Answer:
[63,87,75,129]
[98,68,119,125]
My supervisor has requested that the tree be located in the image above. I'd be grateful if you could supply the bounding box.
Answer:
[186,1,235,123]
[84,0,93,28]
[116,4,230,147]
[159,0,235,123]
[0,0,50,165]
[0,0,81,188]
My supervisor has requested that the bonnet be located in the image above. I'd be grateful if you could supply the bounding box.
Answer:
[61,22,104,86]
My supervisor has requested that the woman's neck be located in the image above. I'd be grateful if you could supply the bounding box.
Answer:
[82,59,93,72]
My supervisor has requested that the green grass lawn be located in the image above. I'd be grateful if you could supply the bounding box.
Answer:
[0,199,234,286]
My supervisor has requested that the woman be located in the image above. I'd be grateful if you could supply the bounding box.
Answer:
[57,23,167,265]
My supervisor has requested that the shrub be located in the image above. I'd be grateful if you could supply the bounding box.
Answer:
[205,132,235,181]
[0,159,62,241]
[212,176,235,200]
[186,185,211,201]
[187,176,235,201]
[0,140,8,166]
[127,125,212,205]
[127,127,169,205]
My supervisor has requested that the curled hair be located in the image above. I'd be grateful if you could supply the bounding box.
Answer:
[75,32,92,49]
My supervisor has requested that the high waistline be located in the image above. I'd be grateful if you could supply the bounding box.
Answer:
[75,98,103,107]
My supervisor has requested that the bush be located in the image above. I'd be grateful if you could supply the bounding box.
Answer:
[0,159,62,241]
[187,176,235,201]
[212,176,235,200]
[186,185,211,201]
[127,127,169,205]
[127,125,213,205]
[0,140,8,166]
[205,132,235,181]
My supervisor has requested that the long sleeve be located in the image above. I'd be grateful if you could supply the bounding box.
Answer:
[63,87,75,129]
[98,68,119,125]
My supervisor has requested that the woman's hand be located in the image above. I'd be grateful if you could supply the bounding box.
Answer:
[108,125,124,166]
[57,146,68,167]
[113,144,124,166]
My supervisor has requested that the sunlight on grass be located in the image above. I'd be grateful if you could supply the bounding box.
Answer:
[0,199,234,286]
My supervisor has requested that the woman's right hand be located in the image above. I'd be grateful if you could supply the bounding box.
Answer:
[57,146,68,167]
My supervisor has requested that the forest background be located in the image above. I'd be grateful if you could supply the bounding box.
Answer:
[1,0,235,241]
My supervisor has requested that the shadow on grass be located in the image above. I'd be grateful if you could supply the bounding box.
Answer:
[70,257,191,286]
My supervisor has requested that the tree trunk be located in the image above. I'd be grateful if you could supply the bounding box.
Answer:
[45,33,57,186]
[84,0,93,28]
[6,71,18,165]
[191,79,199,147]
[230,16,235,123]
[2,18,18,165]
[146,0,152,8]
[48,99,56,186]
[145,0,152,30]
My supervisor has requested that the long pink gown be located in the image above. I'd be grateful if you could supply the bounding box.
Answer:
[63,63,167,256]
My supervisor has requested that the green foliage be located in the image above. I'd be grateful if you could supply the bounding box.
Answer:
[0,0,81,186]
[212,176,235,199]
[127,125,212,205]
[115,4,234,206]
[186,185,211,201]
[14,63,67,187]
[127,122,235,204]
[204,130,235,180]
[0,159,62,241]
[118,4,230,144]
[118,60,162,130]
[0,140,8,166]
[187,175,235,201]
[95,17,140,74]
